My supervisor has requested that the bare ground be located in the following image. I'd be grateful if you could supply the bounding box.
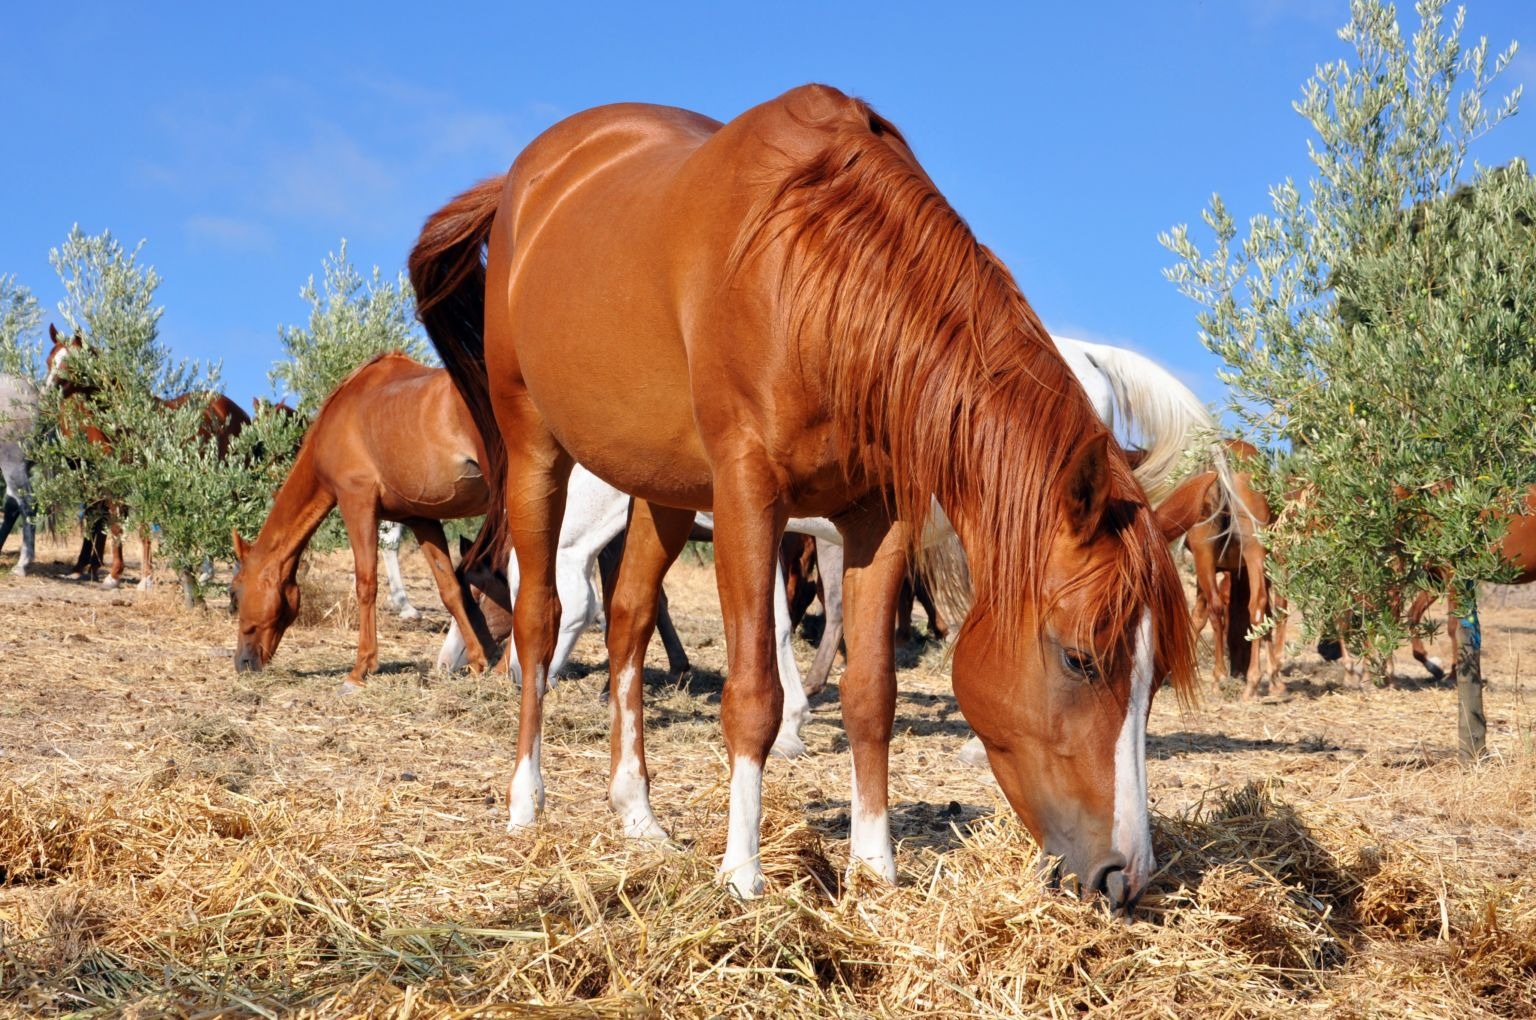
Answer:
[1,532,1533,1017]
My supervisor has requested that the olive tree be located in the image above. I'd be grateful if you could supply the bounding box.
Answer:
[0,275,43,378]
[1161,0,1533,760]
[270,239,432,415]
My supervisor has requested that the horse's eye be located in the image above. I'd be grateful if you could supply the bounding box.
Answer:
[1061,648,1101,682]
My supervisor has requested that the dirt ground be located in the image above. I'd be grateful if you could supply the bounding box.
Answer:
[1,531,1533,1016]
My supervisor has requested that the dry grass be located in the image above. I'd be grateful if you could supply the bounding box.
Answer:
[1,534,1535,1017]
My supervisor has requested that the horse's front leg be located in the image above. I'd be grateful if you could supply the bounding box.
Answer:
[104,514,125,589]
[603,499,693,840]
[836,506,909,885]
[711,461,790,898]
[137,530,154,591]
[770,559,809,759]
[339,498,381,690]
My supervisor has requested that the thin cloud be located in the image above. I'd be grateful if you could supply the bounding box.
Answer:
[184,214,276,253]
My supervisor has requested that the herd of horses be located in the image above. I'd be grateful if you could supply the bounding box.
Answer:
[4,86,1529,914]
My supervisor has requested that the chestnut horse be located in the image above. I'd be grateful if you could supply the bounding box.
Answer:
[1399,485,1536,679]
[1154,442,1284,700]
[45,326,250,588]
[412,85,1194,909]
[231,354,495,687]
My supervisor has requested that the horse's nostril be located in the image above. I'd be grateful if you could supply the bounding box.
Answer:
[1086,853,1130,899]
[1104,869,1131,912]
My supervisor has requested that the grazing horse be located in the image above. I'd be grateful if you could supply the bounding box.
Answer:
[231,354,496,687]
[0,373,39,575]
[44,326,251,588]
[1153,442,1284,700]
[411,85,1195,908]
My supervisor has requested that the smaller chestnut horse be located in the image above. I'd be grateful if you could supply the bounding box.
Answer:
[231,354,495,687]
[45,325,250,588]
[1155,441,1284,700]
[1398,484,1536,679]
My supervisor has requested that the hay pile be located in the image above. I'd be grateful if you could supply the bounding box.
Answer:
[2,773,1533,1017]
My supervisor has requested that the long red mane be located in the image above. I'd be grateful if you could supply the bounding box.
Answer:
[730,97,1196,698]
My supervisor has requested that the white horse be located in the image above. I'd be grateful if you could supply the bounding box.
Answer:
[0,373,38,575]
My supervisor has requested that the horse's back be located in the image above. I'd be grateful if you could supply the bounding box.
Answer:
[317,356,487,518]
[488,86,874,510]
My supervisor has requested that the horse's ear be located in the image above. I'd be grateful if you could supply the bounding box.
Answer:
[232,529,250,564]
[49,323,59,342]
[1064,432,1112,540]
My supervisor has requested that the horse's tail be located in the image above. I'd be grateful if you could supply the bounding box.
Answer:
[409,174,508,574]
[1072,338,1216,502]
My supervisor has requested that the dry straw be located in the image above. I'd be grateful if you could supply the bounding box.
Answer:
[2,775,1534,1017]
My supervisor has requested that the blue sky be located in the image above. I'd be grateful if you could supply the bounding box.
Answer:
[4,1,1533,408]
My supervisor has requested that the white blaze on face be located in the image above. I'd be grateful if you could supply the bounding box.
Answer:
[1112,610,1155,890]
[44,345,69,388]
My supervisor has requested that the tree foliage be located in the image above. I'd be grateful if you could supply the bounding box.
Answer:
[0,274,43,379]
[30,228,303,596]
[1161,0,1534,664]
[269,239,432,416]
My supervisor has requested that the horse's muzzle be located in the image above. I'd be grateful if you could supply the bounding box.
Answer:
[233,647,263,673]
[1086,852,1139,916]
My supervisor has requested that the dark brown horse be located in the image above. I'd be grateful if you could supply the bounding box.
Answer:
[231,354,495,687]
[44,325,250,588]
[412,85,1194,909]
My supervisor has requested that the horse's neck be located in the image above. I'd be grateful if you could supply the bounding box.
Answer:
[257,449,337,573]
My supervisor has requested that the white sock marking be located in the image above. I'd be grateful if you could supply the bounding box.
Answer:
[610,666,665,840]
[1112,610,1155,892]
[847,758,895,883]
[506,667,547,830]
[719,755,765,898]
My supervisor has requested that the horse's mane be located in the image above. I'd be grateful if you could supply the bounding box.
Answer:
[730,96,1195,697]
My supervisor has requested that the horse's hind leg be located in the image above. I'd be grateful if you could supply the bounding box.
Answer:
[380,522,420,619]
[836,505,910,885]
[804,537,844,697]
[338,498,382,690]
[136,530,154,591]
[1407,589,1447,680]
[406,518,493,673]
[603,499,693,840]
[914,572,947,640]
[499,404,574,831]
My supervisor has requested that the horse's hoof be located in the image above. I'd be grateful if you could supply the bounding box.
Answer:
[399,606,421,621]
[720,863,766,900]
[137,577,153,591]
[1426,658,1447,681]
[770,733,807,760]
[956,735,989,768]
[336,680,365,696]
[101,577,119,590]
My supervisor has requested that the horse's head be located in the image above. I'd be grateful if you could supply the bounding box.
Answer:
[44,324,86,392]
[949,432,1192,915]
[229,528,301,672]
